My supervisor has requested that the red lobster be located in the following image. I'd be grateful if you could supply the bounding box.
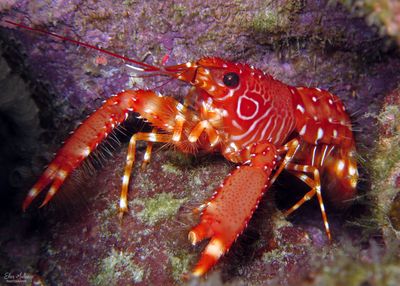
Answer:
[8,20,358,277]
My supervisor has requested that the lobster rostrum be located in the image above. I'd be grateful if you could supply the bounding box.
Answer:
[9,21,358,277]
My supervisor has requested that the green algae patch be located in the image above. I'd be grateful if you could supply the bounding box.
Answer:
[262,248,289,265]
[360,100,400,240]
[313,245,400,286]
[161,162,183,175]
[97,202,122,241]
[169,250,196,282]
[135,171,157,194]
[373,104,400,180]
[249,10,290,34]
[370,104,400,191]
[339,0,400,44]
[133,193,187,226]
[248,0,302,34]
[91,248,145,285]
[251,11,281,33]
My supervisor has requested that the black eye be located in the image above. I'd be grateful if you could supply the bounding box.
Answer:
[223,72,239,88]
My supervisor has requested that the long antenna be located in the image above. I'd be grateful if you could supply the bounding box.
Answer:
[4,20,160,72]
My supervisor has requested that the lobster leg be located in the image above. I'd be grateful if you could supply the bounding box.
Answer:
[269,138,300,186]
[189,142,277,276]
[24,90,185,210]
[283,163,331,240]
[141,128,158,169]
[120,102,201,216]
[187,120,219,146]
[119,131,172,216]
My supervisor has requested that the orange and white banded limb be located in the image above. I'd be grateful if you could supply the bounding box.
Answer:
[188,120,220,147]
[23,89,191,211]
[283,163,331,240]
[119,132,172,217]
[269,138,301,186]
[140,128,158,169]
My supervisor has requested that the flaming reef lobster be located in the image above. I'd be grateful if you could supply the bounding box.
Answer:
[7,20,358,277]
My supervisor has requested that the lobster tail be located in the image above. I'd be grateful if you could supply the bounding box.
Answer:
[322,147,358,207]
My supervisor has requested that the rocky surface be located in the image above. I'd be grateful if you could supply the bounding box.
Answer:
[340,0,400,45]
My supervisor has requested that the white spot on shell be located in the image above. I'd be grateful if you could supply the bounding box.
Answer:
[337,160,345,171]
[296,104,305,114]
[349,165,357,176]
[176,103,184,112]
[317,128,324,140]
[299,125,307,136]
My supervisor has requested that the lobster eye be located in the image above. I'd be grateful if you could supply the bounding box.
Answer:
[223,72,239,88]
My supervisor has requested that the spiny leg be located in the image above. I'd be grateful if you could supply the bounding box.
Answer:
[119,132,172,218]
[284,163,331,240]
[23,90,152,210]
[24,89,194,211]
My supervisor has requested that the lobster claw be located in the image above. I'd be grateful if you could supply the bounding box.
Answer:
[188,142,277,276]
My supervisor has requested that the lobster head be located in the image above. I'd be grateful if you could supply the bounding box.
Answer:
[165,57,276,124]
[166,57,255,101]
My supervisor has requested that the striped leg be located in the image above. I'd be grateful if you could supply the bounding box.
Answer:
[284,163,331,241]
[269,138,300,186]
[141,140,153,169]
[140,128,158,169]
[119,131,172,218]
[187,120,219,147]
